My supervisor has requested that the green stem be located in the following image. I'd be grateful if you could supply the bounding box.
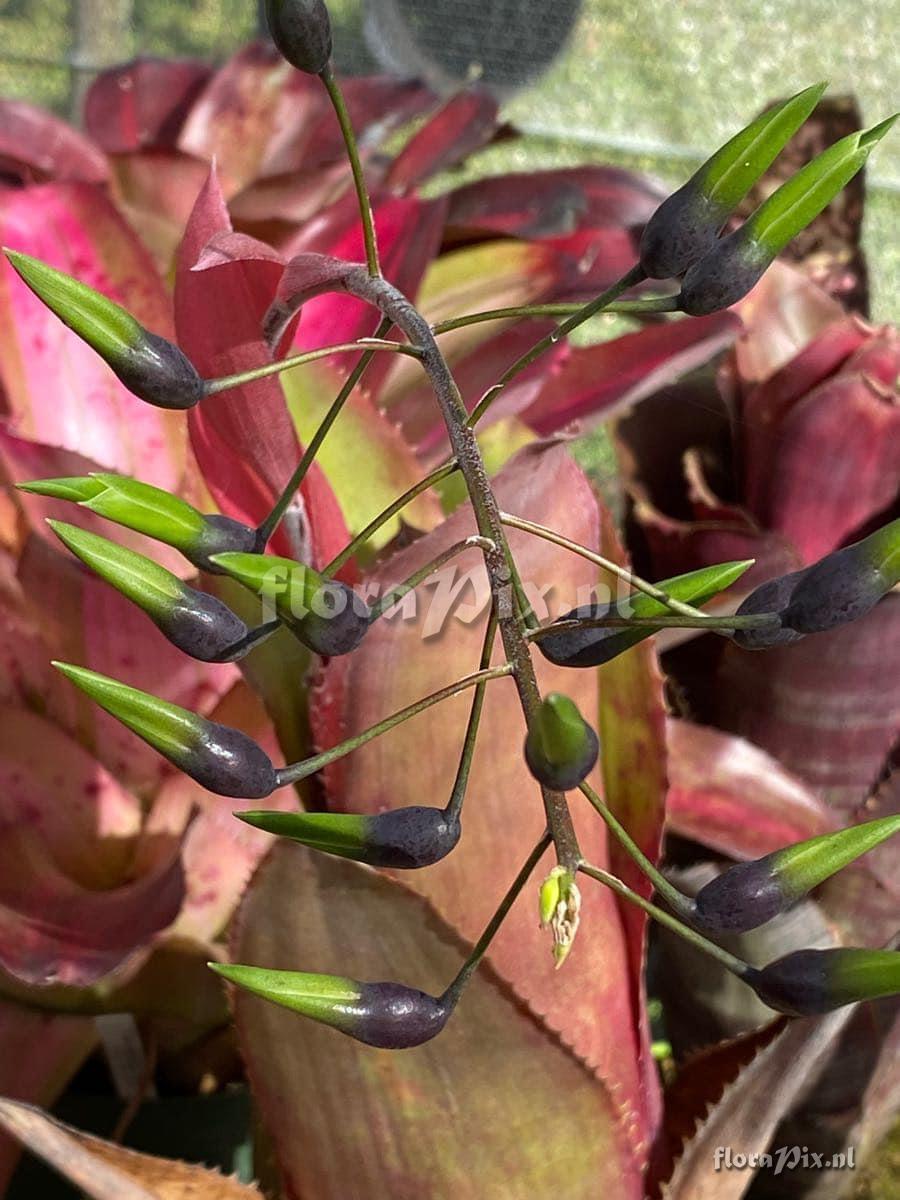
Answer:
[432,295,678,335]
[467,264,646,427]
[321,459,459,577]
[320,64,381,277]
[504,541,540,632]
[446,611,499,822]
[369,535,495,621]
[275,663,514,786]
[499,511,711,621]
[257,320,394,546]
[578,782,694,918]
[578,863,752,978]
[443,831,551,1004]
[203,338,417,396]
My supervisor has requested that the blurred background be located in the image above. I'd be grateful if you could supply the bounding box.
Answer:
[2,0,898,316]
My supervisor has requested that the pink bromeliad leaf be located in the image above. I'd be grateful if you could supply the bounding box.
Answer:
[0,1006,95,1194]
[83,58,213,154]
[14,534,234,795]
[0,99,108,186]
[0,182,187,489]
[0,703,184,988]
[174,168,349,566]
[232,842,647,1199]
[385,87,500,192]
[308,443,660,1173]
[666,718,838,860]
[445,165,665,241]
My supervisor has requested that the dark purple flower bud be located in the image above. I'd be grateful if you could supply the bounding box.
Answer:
[53,663,278,799]
[210,963,453,1049]
[748,948,900,1017]
[265,0,332,75]
[237,805,461,869]
[730,569,807,650]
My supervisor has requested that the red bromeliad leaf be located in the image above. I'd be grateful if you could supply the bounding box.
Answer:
[712,597,900,813]
[629,493,800,593]
[83,58,213,154]
[0,1099,261,1199]
[738,316,870,514]
[0,183,187,488]
[518,313,741,436]
[296,75,435,171]
[660,1007,856,1200]
[174,169,348,565]
[0,99,108,186]
[232,842,646,1199]
[311,443,658,1166]
[0,1006,95,1194]
[728,260,848,387]
[106,150,212,274]
[596,508,668,1129]
[666,719,838,860]
[0,429,190,574]
[0,703,184,987]
[283,196,448,399]
[385,88,499,192]
[15,534,234,795]
[176,43,293,196]
[445,165,665,242]
[757,353,900,564]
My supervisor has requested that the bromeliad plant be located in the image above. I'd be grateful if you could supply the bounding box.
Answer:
[1,5,898,1193]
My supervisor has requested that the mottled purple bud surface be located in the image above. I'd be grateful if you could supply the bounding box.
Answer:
[365,807,461,869]
[114,331,205,410]
[693,857,788,933]
[354,983,451,1049]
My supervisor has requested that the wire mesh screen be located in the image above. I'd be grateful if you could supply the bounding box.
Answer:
[1,0,898,314]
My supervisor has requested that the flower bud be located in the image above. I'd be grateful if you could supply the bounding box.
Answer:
[17,473,260,573]
[782,519,900,635]
[265,0,332,75]
[237,805,461,869]
[211,551,370,657]
[640,83,826,279]
[749,948,900,1017]
[538,560,752,668]
[729,569,807,650]
[3,249,204,409]
[693,814,900,934]
[680,114,898,315]
[47,521,269,663]
[210,963,452,1048]
[53,663,278,798]
[524,693,599,791]
[537,867,581,969]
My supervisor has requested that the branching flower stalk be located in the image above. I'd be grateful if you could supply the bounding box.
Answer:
[12,0,900,1049]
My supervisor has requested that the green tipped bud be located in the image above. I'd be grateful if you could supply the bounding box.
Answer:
[211,551,371,657]
[209,963,451,1048]
[52,663,277,798]
[693,814,900,934]
[680,114,898,315]
[238,805,460,869]
[783,518,900,634]
[537,867,580,969]
[749,948,900,1017]
[640,83,827,279]
[524,693,599,791]
[538,559,753,668]
[17,473,260,572]
[47,521,268,663]
[3,249,204,409]
[265,0,332,75]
